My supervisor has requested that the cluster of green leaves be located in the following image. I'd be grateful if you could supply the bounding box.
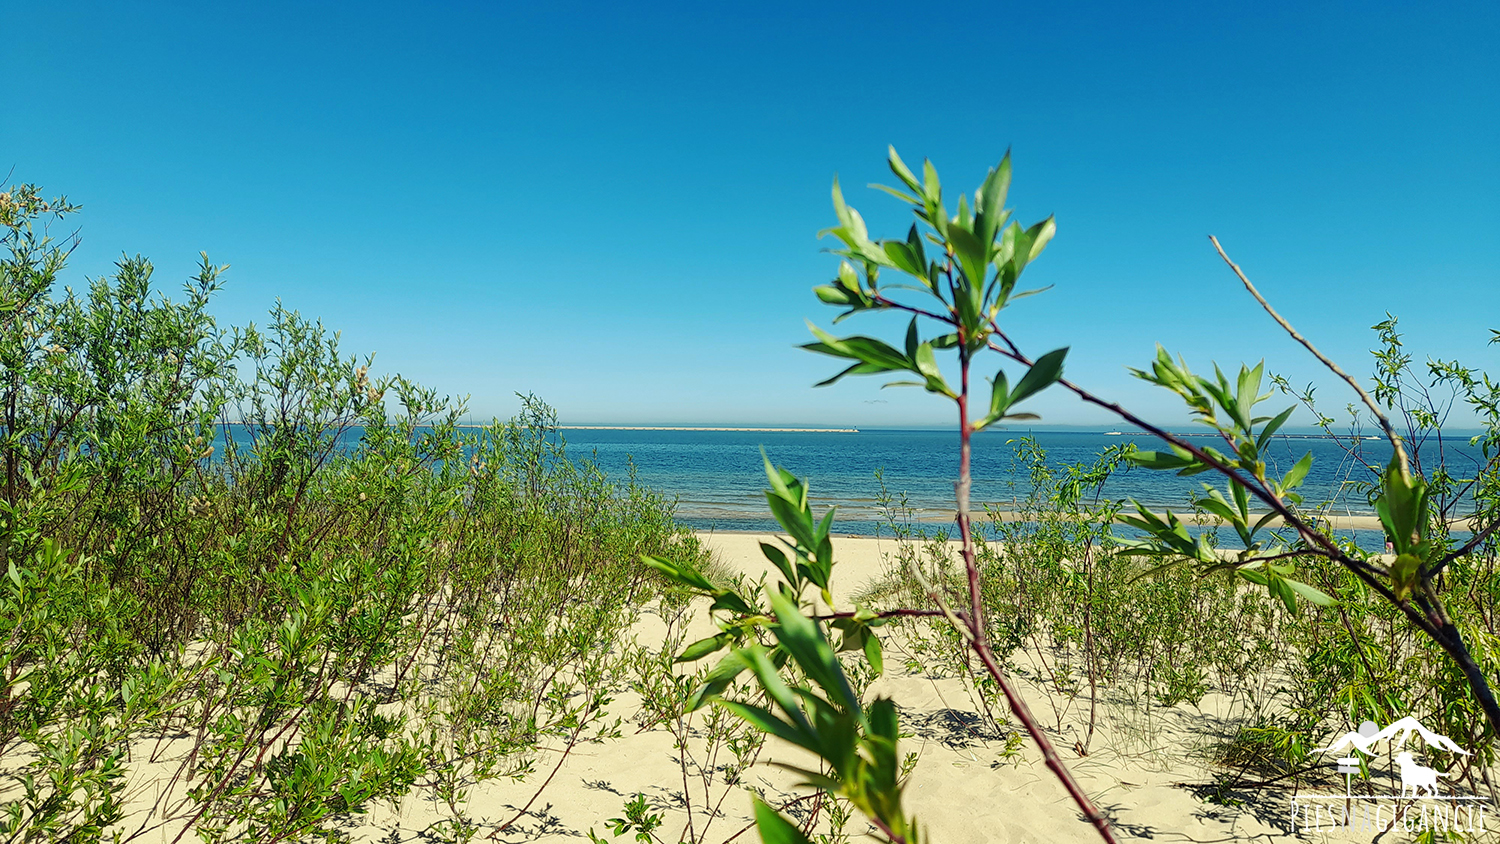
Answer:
[0,539,200,841]
[1120,351,1334,614]
[1109,266,1500,789]
[591,792,665,844]
[1246,314,1500,783]
[805,148,1065,431]
[646,456,918,844]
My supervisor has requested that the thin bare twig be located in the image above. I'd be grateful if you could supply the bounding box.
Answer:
[489,706,593,837]
[1208,235,1411,481]
[811,607,950,622]
[905,557,973,643]
[1438,518,1500,572]
[868,292,957,327]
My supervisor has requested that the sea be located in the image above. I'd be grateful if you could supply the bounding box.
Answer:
[219,424,1484,551]
[547,427,1472,551]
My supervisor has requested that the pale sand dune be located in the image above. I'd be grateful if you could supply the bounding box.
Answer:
[337,533,1317,843]
[114,533,1443,842]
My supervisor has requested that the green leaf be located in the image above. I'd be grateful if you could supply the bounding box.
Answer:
[882,241,923,276]
[1257,406,1295,449]
[685,651,748,711]
[838,260,859,288]
[887,146,920,193]
[1234,362,1264,431]
[977,368,1012,430]
[760,542,798,585]
[878,380,929,390]
[804,324,911,372]
[1237,569,1269,586]
[1377,452,1428,553]
[975,153,1012,245]
[762,449,796,502]
[722,701,818,755]
[738,644,815,733]
[1390,552,1423,601]
[906,224,927,274]
[812,361,890,388]
[1024,216,1056,263]
[870,183,922,207]
[1007,284,1054,303]
[911,343,952,396]
[766,588,861,714]
[752,798,815,844]
[946,223,990,297]
[642,556,714,592]
[863,630,884,677]
[868,696,899,742]
[829,177,869,247]
[1282,577,1336,607]
[1009,348,1067,406]
[1128,450,1193,471]
[813,284,854,305]
[1194,494,1240,527]
[677,633,732,663]
[766,493,817,551]
[710,590,757,615]
[1281,452,1313,491]
[1272,577,1297,615]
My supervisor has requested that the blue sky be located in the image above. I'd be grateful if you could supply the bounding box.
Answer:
[5,1,1497,427]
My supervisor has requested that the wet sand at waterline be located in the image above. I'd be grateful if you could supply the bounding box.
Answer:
[114,534,1412,843]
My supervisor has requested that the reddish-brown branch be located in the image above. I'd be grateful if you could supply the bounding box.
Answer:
[810,608,952,622]
[868,292,956,327]
[948,335,1122,844]
[1438,518,1500,573]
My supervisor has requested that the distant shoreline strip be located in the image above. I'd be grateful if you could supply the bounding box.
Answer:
[553,425,860,433]
[674,506,1469,533]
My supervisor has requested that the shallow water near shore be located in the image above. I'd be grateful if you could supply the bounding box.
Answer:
[216,424,1477,549]
[549,427,1474,550]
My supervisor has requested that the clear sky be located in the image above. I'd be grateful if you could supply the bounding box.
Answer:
[5,1,1497,428]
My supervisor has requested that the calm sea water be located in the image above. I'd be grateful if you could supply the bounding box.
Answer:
[554,428,1442,545]
[219,424,1480,548]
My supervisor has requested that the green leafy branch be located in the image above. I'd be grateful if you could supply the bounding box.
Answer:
[806,148,1066,434]
[1112,351,1332,615]
[646,455,919,843]
[795,149,1118,843]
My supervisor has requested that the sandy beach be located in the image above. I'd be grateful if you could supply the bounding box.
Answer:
[98,531,1478,843]
[306,532,1329,843]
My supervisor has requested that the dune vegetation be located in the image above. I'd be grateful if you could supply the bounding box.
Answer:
[0,184,706,843]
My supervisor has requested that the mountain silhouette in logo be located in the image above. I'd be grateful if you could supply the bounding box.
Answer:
[1316,717,1470,757]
